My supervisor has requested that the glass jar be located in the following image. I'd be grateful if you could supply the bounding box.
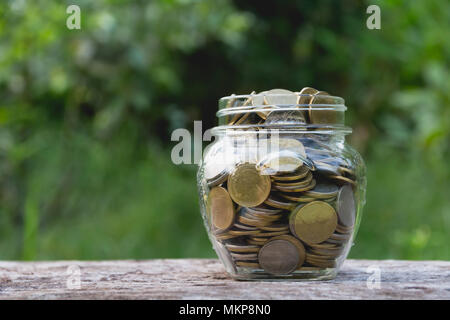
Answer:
[197,89,366,281]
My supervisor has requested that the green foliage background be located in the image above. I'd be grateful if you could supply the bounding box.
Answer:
[0,0,449,260]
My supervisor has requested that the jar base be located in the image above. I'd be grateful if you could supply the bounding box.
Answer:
[229,267,338,281]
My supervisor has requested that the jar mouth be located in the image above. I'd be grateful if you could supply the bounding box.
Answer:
[216,91,350,132]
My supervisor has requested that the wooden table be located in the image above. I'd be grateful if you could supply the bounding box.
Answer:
[0,259,448,299]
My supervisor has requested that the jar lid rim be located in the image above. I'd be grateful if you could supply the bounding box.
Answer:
[220,92,345,104]
[217,91,349,128]
[216,105,347,118]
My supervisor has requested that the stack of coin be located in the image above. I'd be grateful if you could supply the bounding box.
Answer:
[223,87,340,127]
[205,88,358,275]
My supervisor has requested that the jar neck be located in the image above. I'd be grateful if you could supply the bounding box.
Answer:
[218,92,347,127]
[210,127,348,149]
[211,124,351,138]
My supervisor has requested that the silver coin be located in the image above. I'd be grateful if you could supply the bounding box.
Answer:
[258,239,300,275]
[230,252,259,261]
[264,89,297,106]
[257,150,304,175]
[303,183,339,198]
[265,110,306,124]
[314,161,341,176]
[336,185,356,227]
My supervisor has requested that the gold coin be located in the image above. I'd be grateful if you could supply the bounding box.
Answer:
[237,215,271,228]
[272,165,309,181]
[230,252,258,261]
[259,224,290,232]
[228,92,254,125]
[258,239,300,275]
[281,194,336,204]
[233,223,259,231]
[207,186,235,232]
[280,193,314,202]
[250,216,282,224]
[224,94,238,124]
[289,201,338,244]
[273,171,313,188]
[236,261,260,268]
[338,166,356,177]
[298,87,318,104]
[272,179,309,188]
[249,212,282,221]
[272,172,313,187]
[250,235,272,240]
[258,230,290,237]
[309,247,343,258]
[248,237,270,244]
[228,163,271,207]
[305,255,337,268]
[306,251,337,263]
[274,178,316,193]
[309,91,338,125]
[298,87,318,122]
[305,252,337,262]
[228,112,243,125]
[225,244,260,253]
[242,209,278,221]
[329,175,356,186]
[247,239,268,246]
[306,252,337,260]
[308,242,340,250]
[228,229,261,236]
[214,232,239,241]
[298,266,323,271]
[235,111,262,126]
[264,195,295,210]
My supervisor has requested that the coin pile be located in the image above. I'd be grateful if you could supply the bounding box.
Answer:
[224,87,340,126]
[205,88,358,275]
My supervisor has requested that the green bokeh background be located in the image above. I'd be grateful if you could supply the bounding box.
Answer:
[0,0,449,260]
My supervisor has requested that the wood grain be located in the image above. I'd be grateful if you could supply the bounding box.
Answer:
[0,259,448,299]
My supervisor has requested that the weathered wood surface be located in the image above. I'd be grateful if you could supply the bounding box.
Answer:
[0,259,448,300]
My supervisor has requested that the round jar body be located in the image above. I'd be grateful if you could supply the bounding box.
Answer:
[197,91,366,280]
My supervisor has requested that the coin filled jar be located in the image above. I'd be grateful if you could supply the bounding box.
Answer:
[197,88,366,280]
